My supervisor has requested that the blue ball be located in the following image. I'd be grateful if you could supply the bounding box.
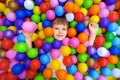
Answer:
[39,54,50,65]
[16,52,26,61]
[23,59,31,69]
[76,22,86,32]
[42,19,52,28]
[55,6,64,17]
[16,10,26,19]
[3,18,13,26]
[24,10,33,17]
[12,63,24,75]
[38,64,46,72]
[52,40,62,49]
[17,34,25,42]
[16,0,24,7]
[38,48,45,55]
[42,42,52,53]
[35,0,43,5]
[89,70,99,79]
[109,46,120,55]
[91,53,100,60]
[15,19,24,30]
[101,67,112,76]
[105,0,117,5]
[67,64,77,74]
[107,23,118,32]
[99,18,110,28]
[112,37,120,46]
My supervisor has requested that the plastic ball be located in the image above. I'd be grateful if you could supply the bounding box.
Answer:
[98,75,107,80]
[62,37,70,46]
[26,69,37,79]
[4,18,13,26]
[24,9,33,17]
[2,39,14,50]
[46,10,55,20]
[101,67,112,76]
[99,2,106,9]
[55,6,64,16]
[44,27,54,37]
[12,63,24,75]
[0,49,6,58]
[40,54,50,65]
[78,63,88,74]
[98,8,109,18]
[42,19,52,28]
[35,0,43,5]
[8,26,17,32]
[43,68,53,79]
[4,30,15,39]
[38,64,46,72]
[76,44,86,54]
[75,12,84,22]
[61,46,71,56]
[107,4,115,12]
[112,37,120,46]
[27,48,38,59]
[30,59,41,70]
[16,10,26,19]
[89,4,100,15]
[31,14,41,23]
[93,0,101,3]
[52,40,62,49]
[17,34,25,42]
[34,73,45,80]
[56,69,67,80]
[8,1,19,11]
[109,46,120,55]
[6,12,16,22]
[67,28,77,38]
[87,46,97,55]
[6,49,17,60]
[69,37,79,48]
[116,27,120,36]
[50,59,61,70]
[16,0,24,7]
[38,22,43,31]
[14,19,23,30]
[76,22,86,33]
[15,53,26,61]
[94,36,105,47]
[103,42,112,49]
[104,32,115,42]
[0,3,6,12]
[90,15,100,23]
[0,31,4,39]
[77,53,89,62]
[64,2,74,13]
[34,38,44,48]
[70,20,77,28]
[24,0,34,10]
[18,70,26,79]
[74,72,83,80]
[84,76,92,80]
[97,47,108,57]
[108,55,118,64]
[75,0,83,6]
[83,0,93,9]
[86,58,96,67]
[78,32,88,43]
[112,68,120,78]
[33,6,41,15]
[89,70,99,79]
[67,64,77,75]
[107,23,118,32]
[65,74,74,80]
[23,59,31,69]
[38,30,46,39]
[50,49,60,59]
[80,8,88,16]
[42,42,52,52]
[41,13,46,21]
[65,13,74,22]
[99,18,110,28]
[40,2,49,13]
[105,0,117,5]
[50,0,59,8]
[98,57,108,67]
[63,56,73,66]
[45,36,54,43]
[91,53,100,60]
[0,59,10,70]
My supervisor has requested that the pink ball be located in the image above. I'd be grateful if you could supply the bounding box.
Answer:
[46,10,55,20]
[99,8,109,18]
[22,21,37,33]
[98,75,107,80]
[10,61,19,68]
[18,70,26,79]
[70,37,80,48]
[12,36,18,43]
[84,41,89,47]
[84,29,90,36]
[104,51,110,57]
[0,31,4,39]
[107,4,115,12]
[0,13,2,17]
[99,2,106,9]
[6,12,16,22]
[0,70,6,74]
[71,55,77,64]
[6,49,17,59]
[50,0,59,8]
[62,37,70,46]
[74,72,83,80]
[0,18,3,26]
[50,49,61,59]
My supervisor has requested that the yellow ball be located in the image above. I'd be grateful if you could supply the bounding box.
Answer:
[78,63,88,74]
[33,6,41,15]
[80,8,88,16]
[38,22,43,31]
[0,3,6,12]
[8,26,16,32]
[61,46,71,56]
[107,76,116,80]
[4,8,11,15]
[38,30,46,39]
[93,0,102,3]
[32,33,38,42]
[75,0,83,6]
[66,74,74,80]
[90,15,100,23]
[50,59,61,70]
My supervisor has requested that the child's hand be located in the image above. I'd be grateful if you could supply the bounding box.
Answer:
[22,31,33,38]
[89,22,98,34]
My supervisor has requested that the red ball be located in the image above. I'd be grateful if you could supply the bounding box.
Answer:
[98,57,108,67]
[63,56,73,66]
[94,36,105,47]
[26,69,37,79]
[108,12,119,22]
[34,38,44,48]
[30,59,41,70]
[0,60,10,70]
[1,39,14,50]
[0,73,7,80]
[7,72,18,80]
[118,10,120,17]
[92,61,99,69]
[39,2,49,13]
[75,12,85,22]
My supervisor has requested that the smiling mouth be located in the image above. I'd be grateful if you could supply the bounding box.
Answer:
[57,35,64,37]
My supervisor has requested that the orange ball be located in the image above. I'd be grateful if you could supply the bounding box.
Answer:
[76,44,86,54]
[64,2,74,13]
[78,32,88,43]
[89,4,100,15]
[43,68,53,79]
[73,4,79,13]
[108,55,118,64]
[56,69,67,80]
[44,27,54,37]
[67,28,77,38]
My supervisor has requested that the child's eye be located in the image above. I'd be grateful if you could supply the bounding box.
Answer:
[63,28,67,30]
[54,28,58,30]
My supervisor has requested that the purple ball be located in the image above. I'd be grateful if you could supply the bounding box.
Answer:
[87,46,97,55]
[0,18,4,26]
[15,19,24,30]
[23,59,31,69]
[16,53,26,61]
[42,42,52,53]
[35,0,43,5]
[4,30,15,39]
[105,0,117,5]
[52,40,62,49]
[0,31,4,39]
[16,0,24,7]
[38,48,45,55]
[3,18,13,26]
[99,18,110,28]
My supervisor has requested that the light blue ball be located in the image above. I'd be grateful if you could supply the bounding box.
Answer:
[66,64,77,74]
[17,34,25,42]
[116,27,120,36]
[112,37,120,46]
[89,70,99,79]
[39,54,50,65]
[101,67,112,76]
[55,6,64,17]
[107,23,118,32]
[65,13,74,22]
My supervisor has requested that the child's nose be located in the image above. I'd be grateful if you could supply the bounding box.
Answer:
[59,29,63,33]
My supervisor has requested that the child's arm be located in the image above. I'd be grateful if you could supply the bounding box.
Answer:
[88,22,98,46]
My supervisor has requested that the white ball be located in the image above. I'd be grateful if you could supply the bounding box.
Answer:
[84,76,92,80]
[65,13,74,22]
[97,47,108,57]
[24,0,34,10]
[112,68,120,78]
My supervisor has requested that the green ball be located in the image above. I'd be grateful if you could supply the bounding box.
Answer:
[116,61,120,69]
[77,53,89,63]
[117,18,120,26]
[96,27,102,36]
[70,20,77,28]
[0,26,8,31]
[14,42,28,52]
[83,0,93,9]
[31,14,40,23]
[107,64,115,69]
[34,73,45,80]
[50,77,57,80]
[70,47,76,55]
[103,42,112,49]
[41,13,46,21]
[45,37,54,43]
[104,32,115,42]
[27,48,38,59]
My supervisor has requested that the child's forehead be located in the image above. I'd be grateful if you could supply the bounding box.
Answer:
[52,24,68,28]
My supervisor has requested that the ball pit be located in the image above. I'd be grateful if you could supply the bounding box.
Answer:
[0,0,120,80]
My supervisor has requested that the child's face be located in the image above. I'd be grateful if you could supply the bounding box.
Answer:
[52,24,67,41]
